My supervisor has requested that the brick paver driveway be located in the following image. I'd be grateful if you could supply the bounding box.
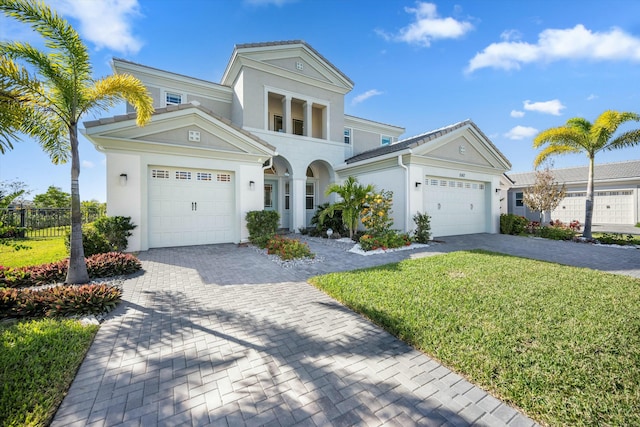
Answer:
[52,234,639,426]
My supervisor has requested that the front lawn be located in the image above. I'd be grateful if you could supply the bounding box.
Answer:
[0,236,67,268]
[0,318,98,427]
[310,251,640,426]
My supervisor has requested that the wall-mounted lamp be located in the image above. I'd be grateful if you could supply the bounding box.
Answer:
[119,173,127,186]
[495,188,501,193]
[415,181,422,188]
[249,180,255,190]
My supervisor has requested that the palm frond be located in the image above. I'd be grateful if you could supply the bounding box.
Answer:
[533,145,581,168]
[607,129,640,150]
[566,117,592,133]
[533,126,585,149]
[85,74,154,126]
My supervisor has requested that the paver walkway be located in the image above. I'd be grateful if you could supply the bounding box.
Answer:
[52,234,639,426]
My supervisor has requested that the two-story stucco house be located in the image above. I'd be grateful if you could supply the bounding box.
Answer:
[84,40,511,251]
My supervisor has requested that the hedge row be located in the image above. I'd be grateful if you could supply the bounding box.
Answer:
[0,284,121,318]
[0,252,141,288]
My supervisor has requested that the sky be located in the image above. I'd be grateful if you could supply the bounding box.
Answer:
[1,0,640,202]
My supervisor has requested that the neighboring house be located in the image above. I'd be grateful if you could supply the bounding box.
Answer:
[84,40,511,251]
[506,160,640,225]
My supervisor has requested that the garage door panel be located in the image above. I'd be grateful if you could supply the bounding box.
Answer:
[424,177,488,237]
[148,166,235,248]
[552,190,634,224]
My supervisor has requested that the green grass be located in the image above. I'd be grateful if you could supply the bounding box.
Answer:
[0,318,98,427]
[0,236,67,268]
[590,232,640,245]
[310,251,640,427]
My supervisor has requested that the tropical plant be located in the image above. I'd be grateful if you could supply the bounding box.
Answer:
[0,0,153,283]
[533,110,640,238]
[320,176,375,240]
[412,211,431,243]
[522,168,566,223]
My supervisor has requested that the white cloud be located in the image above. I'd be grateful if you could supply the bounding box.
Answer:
[467,24,640,73]
[382,2,474,47]
[510,110,525,118]
[49,0,143,55]
[500,29,522,42]
[82,160,95,168]
[504,125,538,140]
[523,99,565,116]
[352,89,383,105]
[587,94,598,101]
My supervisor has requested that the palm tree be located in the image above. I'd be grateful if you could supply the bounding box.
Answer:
[533,110,640,238]
[320,176,375,240]
[0,0,153,283]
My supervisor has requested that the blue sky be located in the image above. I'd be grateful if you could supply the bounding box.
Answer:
[2,0,640,202]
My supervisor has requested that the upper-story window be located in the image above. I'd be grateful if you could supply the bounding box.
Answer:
[515,192,524,207]
[273,115,283,132]
[381,136,392,146]
[293,119,304,136]
[165,92,182,106]
[344,128,352,144]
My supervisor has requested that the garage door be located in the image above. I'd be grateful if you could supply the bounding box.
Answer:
[148,167,235,248]
[424,177,488,237]
[552,190,635,224]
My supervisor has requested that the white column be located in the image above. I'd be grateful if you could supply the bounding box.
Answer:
[291,177,306,231]
[321,105,328,140]
[304,101,313,137]
[283,95,292,134]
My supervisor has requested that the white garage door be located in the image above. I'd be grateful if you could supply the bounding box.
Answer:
[148,167,235,248]
[424,177,488,237]
[552,190,635,224]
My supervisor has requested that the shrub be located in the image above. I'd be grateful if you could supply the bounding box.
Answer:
[596,233,637,245]
[0,224,25,238]
[265,235,314,260]
[526,221,541,234]
[66,216,136,256]
[500,214,528,235]
[412,211,431,243]
[359,231,411,251]
[536,226,576,240]
[310,203,345,238]
[0,284,121,319]
[246,210,280,248]
[93,216,136,251]
[0,252,142,288]
[65,223,110,257]
[361,191,394,235]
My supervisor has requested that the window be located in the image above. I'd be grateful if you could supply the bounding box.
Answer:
[175,171,191,180]
[285,182,290,210]
[151,169,169,179]
[381,136,392,146]
[344,128,352,144]
[273,115,283,132]
[293,119,304,136]
[306,183,315,210]
[197,172,212,181]
[264,184,273,208]
[165,92,181,106]
[216,173,231,182]
[515,192,524,207]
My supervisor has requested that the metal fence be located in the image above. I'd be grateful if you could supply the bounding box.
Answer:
[1,207,106,238]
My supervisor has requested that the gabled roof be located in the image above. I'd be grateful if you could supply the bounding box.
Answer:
[508,160,640,187]
[345,119,510,168]
[232,40,354,86]
[84,102,276,152]
[221,40,354,92]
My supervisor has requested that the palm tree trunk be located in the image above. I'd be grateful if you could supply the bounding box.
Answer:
[583,155,595,239]
[65,124,89,284]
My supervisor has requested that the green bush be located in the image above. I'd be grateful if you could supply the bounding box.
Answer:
[596,233,637,245]
[500,214,528,235]
[265,235,315,260]
[246,210,280,248]
[0,284,121,319]
[0,252,142,288]
[536,226,576,240]
[359,231,411,251]
[412,211,431,243]
[93,216,136,251]
[66,216,136,256]
[309,203,345,238]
